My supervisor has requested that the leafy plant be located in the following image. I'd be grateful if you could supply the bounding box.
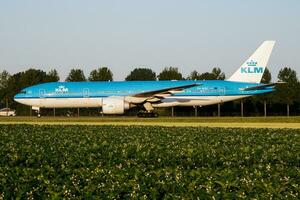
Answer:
[0,125,299,199]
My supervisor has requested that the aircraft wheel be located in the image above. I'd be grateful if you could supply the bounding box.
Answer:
[137,111,159,118]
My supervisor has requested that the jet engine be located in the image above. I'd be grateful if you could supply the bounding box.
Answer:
[102,97,130,114]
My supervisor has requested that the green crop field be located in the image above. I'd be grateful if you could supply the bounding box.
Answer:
[0,125,299,199]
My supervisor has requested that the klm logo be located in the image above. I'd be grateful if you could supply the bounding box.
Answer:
[241,60,263,73]
[55,86,69,93]
[241,67,263,73]
[246,60,257,66]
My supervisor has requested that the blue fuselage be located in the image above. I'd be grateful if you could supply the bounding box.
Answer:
[14,80,273,99]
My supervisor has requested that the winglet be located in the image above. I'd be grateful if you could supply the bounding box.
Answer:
[228,41,276,83]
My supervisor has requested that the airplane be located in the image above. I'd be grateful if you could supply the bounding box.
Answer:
[14,41,277,117]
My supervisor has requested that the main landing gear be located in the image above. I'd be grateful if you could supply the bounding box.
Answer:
[137,111,159,118]
[136,102,159,118]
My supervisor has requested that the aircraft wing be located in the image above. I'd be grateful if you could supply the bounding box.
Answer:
[132,83,200,98]
[240,82,284,91]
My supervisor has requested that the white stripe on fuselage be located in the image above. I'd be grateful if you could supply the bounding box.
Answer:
[14,95,249,109]
[14,98,102,108]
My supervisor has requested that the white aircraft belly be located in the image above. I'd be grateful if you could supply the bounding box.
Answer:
[15,98,103,108]
[153,95,249,107]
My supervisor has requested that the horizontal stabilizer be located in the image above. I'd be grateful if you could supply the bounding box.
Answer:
[240,82,284,91]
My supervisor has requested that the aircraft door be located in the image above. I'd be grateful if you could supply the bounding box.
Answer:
[218,87,225,96]
[83,88,89,98]
[39,89,45,98]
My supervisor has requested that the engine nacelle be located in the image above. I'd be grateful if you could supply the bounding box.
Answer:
[102,97,129,114]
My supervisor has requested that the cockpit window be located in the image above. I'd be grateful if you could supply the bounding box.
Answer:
[19,90,27,94]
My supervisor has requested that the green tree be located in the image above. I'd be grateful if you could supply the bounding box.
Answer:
[278,67,298,83]
[125,68,156,81]
[261,68,272,84]
[46,69,60,82]
[198,72,215,80]
[187,68,225,80]
[65,69,86,82]
[89,67,113,81]
[276,67,298,116]
[211,67,225,80]
[19,69,49,86]
[0,70,11,90]
[187,70,200,80]
[158,67,183,80]
[0,70,11,107]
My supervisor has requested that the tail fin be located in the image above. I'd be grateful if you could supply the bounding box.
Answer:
[228,41,275,83]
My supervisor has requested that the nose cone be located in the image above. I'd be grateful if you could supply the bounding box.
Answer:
[14,91,33,106]
[14,93,23,103]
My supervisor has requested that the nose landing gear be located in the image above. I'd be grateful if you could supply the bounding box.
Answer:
[32,107,41,118]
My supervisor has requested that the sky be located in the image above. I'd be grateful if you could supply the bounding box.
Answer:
[0,0,299,81]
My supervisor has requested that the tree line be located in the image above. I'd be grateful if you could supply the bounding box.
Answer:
[0,66,299,116]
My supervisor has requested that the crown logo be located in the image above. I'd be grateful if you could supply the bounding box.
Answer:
[246,60,257,66]
[55,85,69,93]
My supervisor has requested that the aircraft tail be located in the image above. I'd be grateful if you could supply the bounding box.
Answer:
[228,41,275,83]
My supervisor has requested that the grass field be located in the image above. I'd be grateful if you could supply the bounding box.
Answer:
[0,124,299,199]
[0,116,300,128]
